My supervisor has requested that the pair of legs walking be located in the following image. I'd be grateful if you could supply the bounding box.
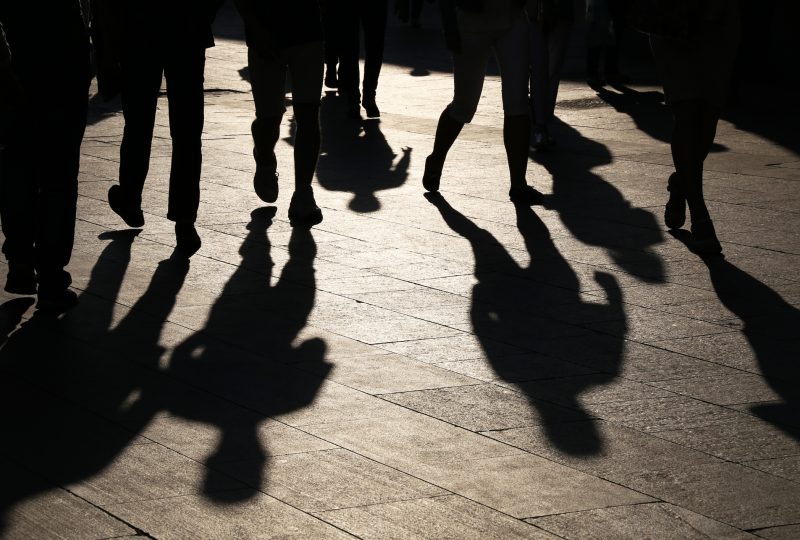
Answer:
[665,99,723,254]
[110,44,206,255]
[424,15,542,204]
[247,41,324,225]
[1,56,89,311]
[338,0,388,118]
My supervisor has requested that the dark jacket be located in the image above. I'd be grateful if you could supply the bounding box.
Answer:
[236,0,323,53]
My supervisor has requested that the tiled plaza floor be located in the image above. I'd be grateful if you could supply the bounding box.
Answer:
[1,5,799,539]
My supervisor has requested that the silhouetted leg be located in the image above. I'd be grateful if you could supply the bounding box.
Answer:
[504,115,531,189]
[495,15,540,202]
[288,42,324,224]
[248,46,287,203]
[322,0,340,88]
[337,0,362,114]
[1,140,37,276]
[361,0,388,114]
[164,48,205,224]
[34,72,89,300]
[410,0,424,26]
[119,48,163,206]
[423,32,488,191]
[529,22,550,128]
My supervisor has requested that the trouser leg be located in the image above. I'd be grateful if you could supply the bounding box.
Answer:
[164,48,206,223]
[361,0,388,100]
[119,48,163,205]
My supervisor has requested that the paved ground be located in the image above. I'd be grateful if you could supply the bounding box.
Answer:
[2,5,799,539]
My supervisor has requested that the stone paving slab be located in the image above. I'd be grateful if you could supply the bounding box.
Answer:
[1,3,799,538]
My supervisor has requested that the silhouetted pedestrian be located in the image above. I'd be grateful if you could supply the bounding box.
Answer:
[645,0,740,255]
[235,0,325,226]
[424,0,543,205]
[101,1,222,256]
[0,3,91,312]
[338,0,388,118]
[527,0,574,150]
[585,0,629,88]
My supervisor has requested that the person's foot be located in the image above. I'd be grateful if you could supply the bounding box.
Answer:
[4,262,36,295]
[606,70,630,86]
[175,222,201,256]
[509,184,545,205]
[422,155,443,192]
[691,219,722,257]
[664,173,686,229]
[324,69,338,89]
[36,288,78,314]
[531,126,551,151]
[108,185,145,228]
[288,188,323,227]
[362,97,380,118]
[254,164,279,203]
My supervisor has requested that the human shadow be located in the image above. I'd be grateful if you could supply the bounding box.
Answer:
[0,230,190,532]
[315,93,411,212]
[535,117,665,283]
[426,193,627,455]
[166,207,331,502]
[672,232,800,437]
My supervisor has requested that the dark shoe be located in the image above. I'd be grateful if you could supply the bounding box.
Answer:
[4,262,36,295]
[587,76,606,90]
[509,185,544,205]
[422,155,442,192]
[254,166,279,203]
[691,219,722,257]
[108,185,144,228]
[175,222,201,256]
[362,98,380,118]
[324,70,338,89]
[36,288,78,314]
[664,172,686,229]
[288,188,323,227]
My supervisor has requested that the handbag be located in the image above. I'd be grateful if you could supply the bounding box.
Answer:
[628,0,704,39]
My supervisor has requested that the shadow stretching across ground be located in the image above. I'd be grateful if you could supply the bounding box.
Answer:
[536,117,665,283]
[426,193,627,455]
[0,212,330,531]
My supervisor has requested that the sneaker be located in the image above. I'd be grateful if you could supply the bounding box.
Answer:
[175,222,201,256]
[36,288,78,314]
[108,185,145,228]
[509,185,544,206]
[4,262,36,295]
[288,188,323,227]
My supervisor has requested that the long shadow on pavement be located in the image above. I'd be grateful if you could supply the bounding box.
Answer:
[165,207,330,502]
[315,93,411,212]
[535,117,666,283]
[672,232,800,439]
[0,230,191,532]
[426,193,627,455]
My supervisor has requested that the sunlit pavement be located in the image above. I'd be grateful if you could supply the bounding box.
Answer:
[1,4,799,539]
